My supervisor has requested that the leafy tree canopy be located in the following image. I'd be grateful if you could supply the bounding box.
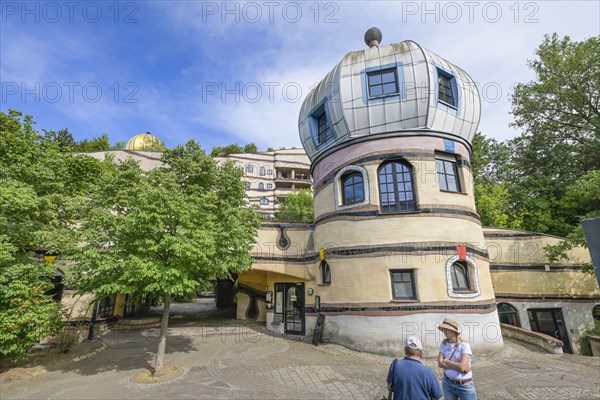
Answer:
[210,143,244,157]
[274,189,314,223]
[243,142,258,153]
[470,132,519,228]
[73,133,111,152]
[0,110,106,360]
[65,140,260,374]
[509,33,600,236]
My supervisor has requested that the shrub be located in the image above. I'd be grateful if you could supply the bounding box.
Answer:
[578,320,600,356]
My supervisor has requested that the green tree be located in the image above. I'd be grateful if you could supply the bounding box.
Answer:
[243,143,258,153]
[0,110,105,360]
[470,132,519,228]
[210,143,244,157]
[74,133,111,152]
[544,170,600,272]
[111,141,126,150]
[65,140,260,375]
[509,33,600,236]
[43,128,76,151]
[275,189,314,222]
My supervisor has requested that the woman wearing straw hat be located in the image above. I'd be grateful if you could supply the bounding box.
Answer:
[437,318,478,400]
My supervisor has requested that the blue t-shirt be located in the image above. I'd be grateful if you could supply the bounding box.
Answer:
[386,357,443,400]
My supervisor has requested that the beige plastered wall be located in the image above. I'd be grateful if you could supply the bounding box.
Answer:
[251,226,313,257]
[313,216,485,249]
[484,228,599,296]
[311,254,494,304]
[314,158,476,217]
[61,290,95,319]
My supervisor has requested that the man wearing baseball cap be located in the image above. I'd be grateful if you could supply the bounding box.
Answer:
[385,336,443,400]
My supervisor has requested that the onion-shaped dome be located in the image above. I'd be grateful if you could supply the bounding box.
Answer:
[125,132,166,151]
[299,40,481,162]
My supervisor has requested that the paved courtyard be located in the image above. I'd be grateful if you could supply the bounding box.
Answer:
[1,299,599,399]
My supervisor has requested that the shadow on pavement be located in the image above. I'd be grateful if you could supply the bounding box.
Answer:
[2,297,232,377]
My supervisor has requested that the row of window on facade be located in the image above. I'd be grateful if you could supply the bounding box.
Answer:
[318,259,475,299]
[499,304,600,328]
[244,164,273,176]
[244,182,273,191]
[314,66,458,146]
[339,157,461,210]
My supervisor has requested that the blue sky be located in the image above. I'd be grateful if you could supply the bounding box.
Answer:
[1,1,599,151]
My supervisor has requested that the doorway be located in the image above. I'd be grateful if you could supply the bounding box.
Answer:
[275,282,305,335]
[527,308,572,353]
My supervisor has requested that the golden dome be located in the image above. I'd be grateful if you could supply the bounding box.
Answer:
[125,132,166,151]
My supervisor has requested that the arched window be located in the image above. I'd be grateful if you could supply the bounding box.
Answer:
[593,305,600,322]
[333,165,370,211]
[451,261,471,291]
[321,261,331,284]
[445,256,480,298]
[341,171,364,205]
[378,161,416,212]
[258,182,264,191]
[498,303,520,327]
[260,197,269,205]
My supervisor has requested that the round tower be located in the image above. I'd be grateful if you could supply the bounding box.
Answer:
[299,32,502,355]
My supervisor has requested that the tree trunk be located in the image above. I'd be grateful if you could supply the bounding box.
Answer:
[153,292,171,376]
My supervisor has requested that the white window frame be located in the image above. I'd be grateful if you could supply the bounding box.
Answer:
[333,165,370,211]
[445,255,480,298]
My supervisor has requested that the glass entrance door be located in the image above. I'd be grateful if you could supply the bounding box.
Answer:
[284,283,305,335]
[528,308,572,353]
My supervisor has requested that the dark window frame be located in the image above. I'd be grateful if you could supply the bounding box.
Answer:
[258,182,265,191]
[437,69,457,107]
[98,295,116,318]
[593,305,600,322]
[451,261,472,291]
[498,302,521,327]
[378,160,417,213]
[321,261,331,285]
[390,269,417,300]
[341,171,365,205]
[259,197,269,205]
[367,68,399,98]
[317,112,332,145]
[245,164,254,173]
[436,156,462,193]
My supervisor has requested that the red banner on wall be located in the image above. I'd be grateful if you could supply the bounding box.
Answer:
[456,245,467,261]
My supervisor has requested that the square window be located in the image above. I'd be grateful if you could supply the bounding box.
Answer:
[367,68,399,98]
[437,69,457,107]
[390,270,416,300]
[435,157,461,193]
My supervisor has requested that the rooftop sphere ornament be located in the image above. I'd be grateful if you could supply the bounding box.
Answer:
[364,27,383,47]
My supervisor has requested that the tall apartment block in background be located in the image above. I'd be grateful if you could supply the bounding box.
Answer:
[217,149,311,218]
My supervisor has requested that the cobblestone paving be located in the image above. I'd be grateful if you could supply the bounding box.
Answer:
[1,303,599,399]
